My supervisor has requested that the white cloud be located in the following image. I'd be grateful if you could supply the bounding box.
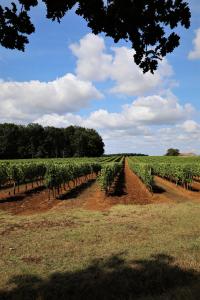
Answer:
[188,28,200,60]
[0,33,177,126]
[34,92,193,133]
[34,113,83,128]
[0,74,102,122]
[70,33,174,96]
[180,120,200,134]
[1,32,199,154]
[70,33,113,81]
[159,120,200,143]
[124,93,193,125]
[109,47,173,96]
[83,93,192,129]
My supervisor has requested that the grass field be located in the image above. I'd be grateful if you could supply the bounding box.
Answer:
[1,201,200,300]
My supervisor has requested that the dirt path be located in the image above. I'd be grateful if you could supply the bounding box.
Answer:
[152,176,200,203]
[117,160,152,204]
[56,160,153,212]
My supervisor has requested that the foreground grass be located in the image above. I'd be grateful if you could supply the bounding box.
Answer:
[0,202,200,299]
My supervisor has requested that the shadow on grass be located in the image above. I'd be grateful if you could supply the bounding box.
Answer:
[58,179,96,200]
[0,254,200,300]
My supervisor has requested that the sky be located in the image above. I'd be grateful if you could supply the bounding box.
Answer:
[0,0,200,155]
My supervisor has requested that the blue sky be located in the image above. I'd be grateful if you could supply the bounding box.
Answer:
[0,0,200,155]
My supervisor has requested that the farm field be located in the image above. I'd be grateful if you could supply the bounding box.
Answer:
[0,155,200,212]
[0,156,200,299]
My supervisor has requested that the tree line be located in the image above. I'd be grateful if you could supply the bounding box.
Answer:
[0,123,104,159]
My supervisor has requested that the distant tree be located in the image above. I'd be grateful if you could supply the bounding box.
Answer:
[165,148,180,156]
[0,123,104,159]
[0,123,20,159]
[73,129,89,157]
[63,126,76,157]
[0,0,191,73]
[26,123,44,158]
[72,126,104,157]
[17,125,30,158]
[86,128,104,157]
[43,127,65,157]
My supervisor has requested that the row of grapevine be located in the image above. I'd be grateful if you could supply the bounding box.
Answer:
[151,163,200,188]
[0,161,102,197]
[128,156,200,189]
[0,162,46,194]
[127,158,153,191]
[45,162,101,198]
[100,155,123,163]
[0,156,115,165]
[128,156,200,164]
[98,161,123,194]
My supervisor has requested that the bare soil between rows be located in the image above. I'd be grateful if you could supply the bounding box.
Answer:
[0,160,199,215]
[153,176,200,203]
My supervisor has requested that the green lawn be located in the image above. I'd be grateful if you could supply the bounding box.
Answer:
[0,202,200,299]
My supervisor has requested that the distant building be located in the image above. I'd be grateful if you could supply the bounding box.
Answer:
[179,152,197,157]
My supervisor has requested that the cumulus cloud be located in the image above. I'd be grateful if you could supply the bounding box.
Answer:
[34,92,193,131]
[0,74,102,122]
[103,119,200,154]
[124,93,194,125]
[158,120,200,146]
[180,120,200,133]
[109,47,173,96]
[0,33,177,125]
[70,33,174,96]
[188,28,200,60]
[69,33,113,81]
[1,32,199,154]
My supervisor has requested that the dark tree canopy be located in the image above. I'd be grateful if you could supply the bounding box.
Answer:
[0,123,104,159]
[165,148,180,156]
[0,0,190,73]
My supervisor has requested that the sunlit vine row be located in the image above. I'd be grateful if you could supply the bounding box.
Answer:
[127,158,153,191]
[98,161,123,194]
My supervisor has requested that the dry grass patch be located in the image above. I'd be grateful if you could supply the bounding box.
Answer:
[0,202,200,299]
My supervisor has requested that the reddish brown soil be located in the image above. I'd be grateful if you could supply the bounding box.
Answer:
[152,176,200,204]
[0,161,152,215]
[191,180,200,192]
[0,160,200,215]
[0,175,96,215]
[0,180,45,198]
[0,187,58,215]
[56,160,153,212]
[110,160,152,205]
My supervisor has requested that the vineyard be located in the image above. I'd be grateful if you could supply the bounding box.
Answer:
[127,156,200,191]
[1,155,200,299]
[0,155,200,205]
[0,156,124,199]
